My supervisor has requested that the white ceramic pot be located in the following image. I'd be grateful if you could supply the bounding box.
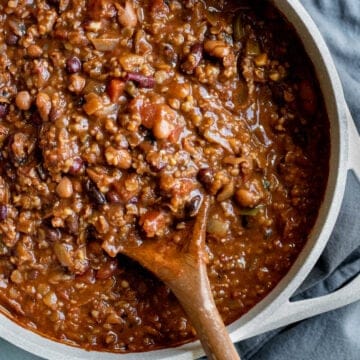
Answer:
[1,1,360,359]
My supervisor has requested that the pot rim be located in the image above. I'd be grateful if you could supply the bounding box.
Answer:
[0,0,349,359]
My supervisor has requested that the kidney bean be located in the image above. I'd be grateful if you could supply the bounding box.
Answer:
[84,179,106,205]
[5,32,19,46]
[44,226,61,242]
[0,104,9,119]
[125,72,155,88]
[68,157,84,175]
[0,205,8,221]
[197,168,214,189]
[66,56,82,74]
[106,190,122,203]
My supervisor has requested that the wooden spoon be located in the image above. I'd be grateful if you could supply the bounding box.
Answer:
[118,196,240,360]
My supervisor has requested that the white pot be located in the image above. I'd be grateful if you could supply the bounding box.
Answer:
[1,1,359,359]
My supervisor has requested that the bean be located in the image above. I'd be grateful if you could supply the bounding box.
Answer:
[11,270,23,284]
[15,91,32,111]
[152,104,176,140]
[185,194,202,217]
[153,116,173,140]
[27,44,43,58]
[66,56,82,74]
[0,205,8,221]
[207,218,229,238]
[65,214,79,235]
[125,72,155,88]
[5,32,19,46]
[68,74,86,94]
[68,157,84,175]
[44,226,61,242]
[84,179,106,205]
[235,188,257,208]
[197,168,214,190]
[106,190,122,203]
[0,104,9,119]
[56,177,73,198]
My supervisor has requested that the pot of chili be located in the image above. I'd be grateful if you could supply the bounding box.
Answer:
[0,0,359,359]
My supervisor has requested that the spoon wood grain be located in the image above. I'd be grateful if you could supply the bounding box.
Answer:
[118,196,240,360]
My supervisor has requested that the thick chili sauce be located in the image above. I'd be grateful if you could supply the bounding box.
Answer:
[0,0,329,353]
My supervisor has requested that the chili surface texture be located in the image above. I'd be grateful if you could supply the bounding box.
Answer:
[0,0,329,353]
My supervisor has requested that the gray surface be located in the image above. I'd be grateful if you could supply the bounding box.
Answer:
[1,0,360,359]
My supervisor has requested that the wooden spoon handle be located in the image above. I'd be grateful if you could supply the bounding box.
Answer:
[167,261,240,360]
[166,196,240,360]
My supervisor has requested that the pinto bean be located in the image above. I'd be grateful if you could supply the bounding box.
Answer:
[0,104,9,119]
[15,91,32,110]
[56,177,73,198]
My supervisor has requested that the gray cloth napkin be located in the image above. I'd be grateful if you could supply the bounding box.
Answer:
[1,0,359,359]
